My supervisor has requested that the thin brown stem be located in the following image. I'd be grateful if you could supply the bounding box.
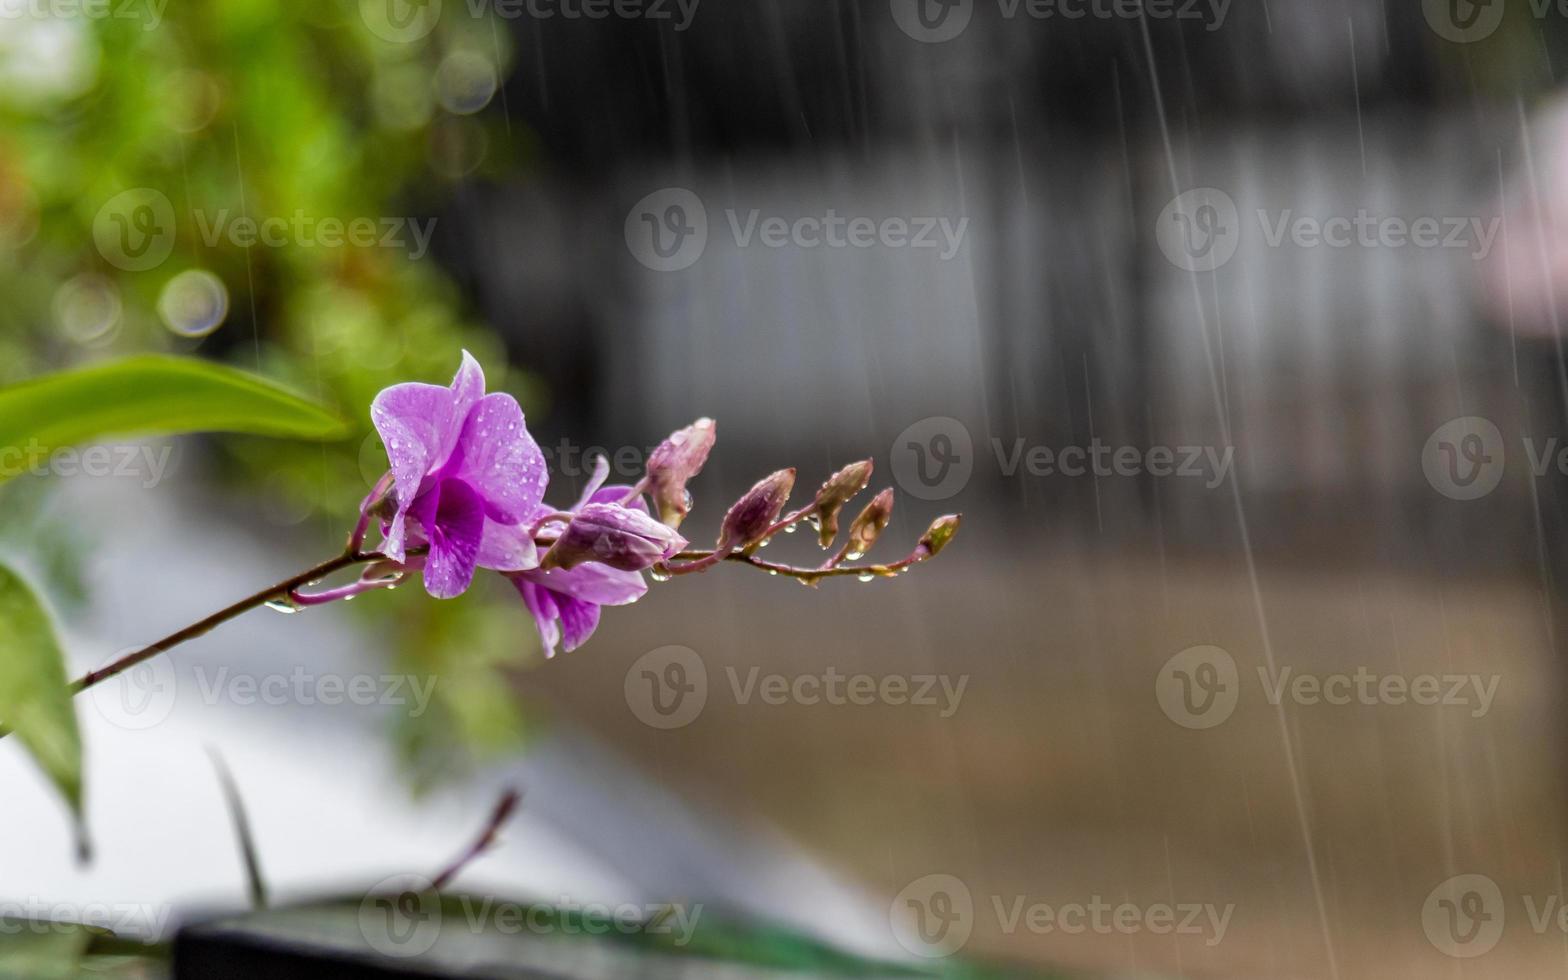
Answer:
[67,551,368,696]
[0,547,418,741]
[668,547,934,582]
[431,789,522,891]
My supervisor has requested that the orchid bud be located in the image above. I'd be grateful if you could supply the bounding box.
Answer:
[541,502,689,572]
[811,459,873,549]
[845,488,895,559]
[917,514,961,557]
[362,471,399,523]
[719,468,796,550]
[644,418,716,528]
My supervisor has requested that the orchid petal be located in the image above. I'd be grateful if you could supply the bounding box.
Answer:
[450,350,486,422]
[587,484,649,512]
[555,593,602,653]
[476,519,539,572]
[515,580,562,659]
[514,562,647,606]
[453,393,547,524]
[371,384,453,510]
[421,479,486,599]
[573,455,611,510]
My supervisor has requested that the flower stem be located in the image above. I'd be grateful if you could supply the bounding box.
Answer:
[667,546,935,582]
[68,551,381,695]
[0,547,408,741]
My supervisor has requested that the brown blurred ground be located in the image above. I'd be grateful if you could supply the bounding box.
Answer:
[522,530,1568,978]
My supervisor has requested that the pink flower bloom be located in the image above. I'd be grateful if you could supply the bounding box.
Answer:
[540,503,687,572]
[371,352,547,598]
[509,457,664,658]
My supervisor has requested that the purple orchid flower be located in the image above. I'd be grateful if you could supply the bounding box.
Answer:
[508,456,672,658]
[540,502,687,572]
[371,351,547,599]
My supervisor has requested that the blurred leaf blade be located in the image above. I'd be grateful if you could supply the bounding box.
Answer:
[0,564,85,850]
[0,356,349,476]
[0,924,95,980]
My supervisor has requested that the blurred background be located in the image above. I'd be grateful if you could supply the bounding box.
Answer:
[7,0,1568,976]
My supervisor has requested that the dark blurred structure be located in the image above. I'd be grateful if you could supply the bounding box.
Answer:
[434,0,1568,581]
[414,4,1568,976]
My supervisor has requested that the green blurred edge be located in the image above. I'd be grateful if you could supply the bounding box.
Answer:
[0,355,347,851]
[0,355,350,477]
[0,564,85,854]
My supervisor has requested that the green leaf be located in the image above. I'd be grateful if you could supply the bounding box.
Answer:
[0,564,85,854]
[0,356,348,482]
[0,924,95,980]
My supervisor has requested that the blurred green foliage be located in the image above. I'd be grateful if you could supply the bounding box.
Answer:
[0,0,549,780]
